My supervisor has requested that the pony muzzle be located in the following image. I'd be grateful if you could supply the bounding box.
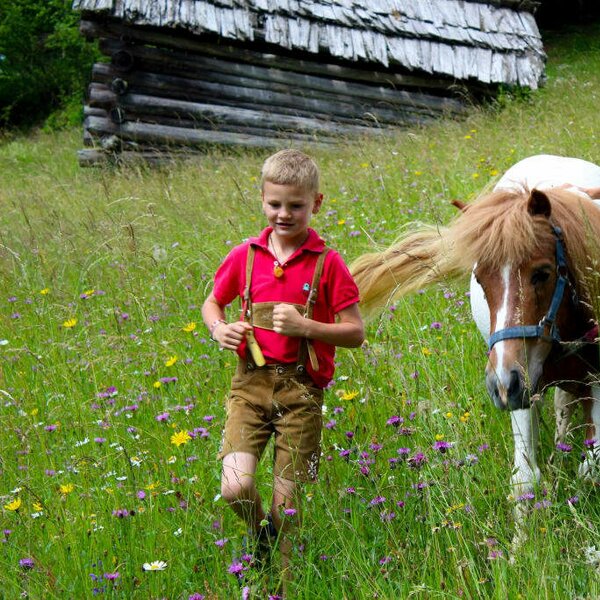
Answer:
[485,365,532,411]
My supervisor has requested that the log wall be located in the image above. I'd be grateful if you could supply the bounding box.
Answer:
[78,18,471,165]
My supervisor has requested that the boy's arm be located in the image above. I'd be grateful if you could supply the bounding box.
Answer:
[272,302,364,348]
[202,291,251,350]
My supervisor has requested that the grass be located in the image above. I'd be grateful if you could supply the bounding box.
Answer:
[1,22,600,600]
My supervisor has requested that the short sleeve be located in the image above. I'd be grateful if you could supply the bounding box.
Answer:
[213,244,247,306]
[323,251,360,314]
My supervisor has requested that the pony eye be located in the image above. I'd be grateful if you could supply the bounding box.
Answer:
[531,269,550,285]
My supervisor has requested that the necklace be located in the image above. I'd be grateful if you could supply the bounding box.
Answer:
[268,233,307,278]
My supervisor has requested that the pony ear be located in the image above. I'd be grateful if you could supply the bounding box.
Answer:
[527,189,552,217]
[451,200,469,212]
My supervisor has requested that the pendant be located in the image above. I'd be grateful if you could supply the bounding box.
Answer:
[273,261,284,278]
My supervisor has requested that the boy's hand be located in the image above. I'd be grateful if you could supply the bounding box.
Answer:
[214,321,252,350]
[272,303,307,337]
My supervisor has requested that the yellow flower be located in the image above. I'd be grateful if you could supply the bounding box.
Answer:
[445,412,453,419]
[337,219,346,226]
[62,318,77,328]
[40,288,50,295]
[489,169,499,176]
[30,408,39,416]
[472,172,480,179]
[460,411,470,423]
[59,483,74,495]
[83,289,95,297]
[171,430,191,447]
[165,356,177,367]
[464,134,472,140]
[360,162,369,168]
[4,497,22,511]
[32,501,43,512]
[435,433,444,441]
[153,381,161,389]
[414,170,423,176]
[421,347,431,356]
[182,322,196,333]
[340,390,359,401]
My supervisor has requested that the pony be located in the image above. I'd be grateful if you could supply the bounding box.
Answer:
[351,155,600,498]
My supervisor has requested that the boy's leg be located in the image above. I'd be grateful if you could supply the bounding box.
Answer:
[221,451,266,532]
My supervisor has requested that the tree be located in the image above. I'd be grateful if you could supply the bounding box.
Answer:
[0,0,98,127]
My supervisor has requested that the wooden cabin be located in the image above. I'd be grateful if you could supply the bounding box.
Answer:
[73,0,546,165]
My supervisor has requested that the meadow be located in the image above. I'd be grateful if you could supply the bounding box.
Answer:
[1,23,600,600]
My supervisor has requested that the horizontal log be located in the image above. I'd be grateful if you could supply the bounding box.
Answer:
[80,19,481,95]
[91,62,435,126]
[87,87,391,137]
[77,148,191,167]
[84,105,108,118]
[97,37,467,115]
[84,116,338,148]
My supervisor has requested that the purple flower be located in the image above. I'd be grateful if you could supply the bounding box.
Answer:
[19,558,35,569]
[189,594,205,600]
[283,508,297,516]
[215,538,228,548]
[430,322,442,329]
[584,438,597,448]
[516,492,535,502]
[567,496,579,505]
[228,561,245,578]
[136,490,146,500]
[433,440,452,453]
[379,556,392,565]
[325,419,336,429]
[386,415,404,427]
[408,452,427,468]
[556,442,572,452]
[370,496,386,506]
[104,572,119,580]
[155,412,170,422]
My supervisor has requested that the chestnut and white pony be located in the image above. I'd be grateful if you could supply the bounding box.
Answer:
[351,155,600,498]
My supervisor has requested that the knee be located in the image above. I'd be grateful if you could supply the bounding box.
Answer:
[221,475,254,504]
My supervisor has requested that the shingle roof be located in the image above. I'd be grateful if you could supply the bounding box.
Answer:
[73,0,545,88]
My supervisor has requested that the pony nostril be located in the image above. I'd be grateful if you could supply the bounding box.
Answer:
[508,370,522,398]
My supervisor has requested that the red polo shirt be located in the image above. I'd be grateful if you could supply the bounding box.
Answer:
[213,227,359,388]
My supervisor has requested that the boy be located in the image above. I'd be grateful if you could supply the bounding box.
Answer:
[202,149,364,581]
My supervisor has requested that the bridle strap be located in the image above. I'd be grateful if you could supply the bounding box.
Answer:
[487,224,569,351]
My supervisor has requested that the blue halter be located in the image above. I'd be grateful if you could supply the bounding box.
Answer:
[487,224,569,351]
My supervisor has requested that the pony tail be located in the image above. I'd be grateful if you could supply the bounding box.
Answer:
[350,225,460,318]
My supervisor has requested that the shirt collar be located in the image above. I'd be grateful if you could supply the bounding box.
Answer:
[251,227,326,253]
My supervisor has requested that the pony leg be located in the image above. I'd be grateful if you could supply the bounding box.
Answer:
[554,387,576,447]
[510,406,541,496]
[578,385,600,482]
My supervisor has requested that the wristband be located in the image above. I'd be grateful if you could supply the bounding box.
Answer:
[209,319,227,340]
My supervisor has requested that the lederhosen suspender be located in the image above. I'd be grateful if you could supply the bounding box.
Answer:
[243,245,330,374]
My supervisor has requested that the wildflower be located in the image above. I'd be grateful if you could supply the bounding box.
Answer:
[182,322,197,332]
[370,496,386,506]
[340,390,359,401]
[4,498,22,511]
[387,415,403,427]
[283,508,297,516]
[59,483,74,495]
[189,595,205,600]
[459,411,470,423]
[104,572,119,580]
[421,347,432,356]
[228,560,245,578]
[171,430,191,447]
[215,538,228,548]
[62,318,77,328]
[19,558,35,569]
[516,492,535,502]
[567,496,579,505]
[142,561,167,571]
[430,322,442,329]
[40,288,50,295]
[556,442,572,452]
[433,440,452,453]
[488,550,503,560]
[155,412,170,422]
[165,356,178,367]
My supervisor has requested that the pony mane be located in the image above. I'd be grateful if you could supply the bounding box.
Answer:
[351,187,600,317]
[449,188,600,276]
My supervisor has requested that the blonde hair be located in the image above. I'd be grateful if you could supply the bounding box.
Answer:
[261,149,320,194]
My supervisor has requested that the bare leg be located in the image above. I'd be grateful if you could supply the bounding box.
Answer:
[271,476,302,597]
[221,452,266,533]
